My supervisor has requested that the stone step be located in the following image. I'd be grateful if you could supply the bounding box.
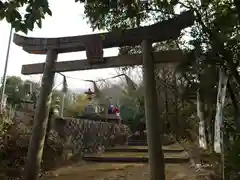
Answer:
[105,145,184,153]
[128,140,147,142]
[83,151,189,164]
[127,141,182,146]
[83,156,189,163]
[127,141,148,146]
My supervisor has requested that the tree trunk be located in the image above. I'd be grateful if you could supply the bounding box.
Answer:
[164,87,170,133]
[204,108,210,148]
[174,96,180,140]
[209,102,216,151]
[204,102,214,150]
[197,88,207,150]
[227,80,240,131]
[173,75,179,140]
[23,50,58,180]
[234,0,240,20]
[214,68,228,153]
[142,40,165,180]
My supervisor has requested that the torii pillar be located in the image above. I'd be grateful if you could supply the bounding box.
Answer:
[142,40,164,179]
[24,50,58,180]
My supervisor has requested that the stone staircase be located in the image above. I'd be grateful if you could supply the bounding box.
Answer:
[83,138,189,164]
[40,138,201,180]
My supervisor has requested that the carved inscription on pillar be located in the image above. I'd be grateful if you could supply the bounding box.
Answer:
[85,35,104,64]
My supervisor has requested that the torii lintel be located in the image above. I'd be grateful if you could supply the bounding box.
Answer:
[13,11,194,54]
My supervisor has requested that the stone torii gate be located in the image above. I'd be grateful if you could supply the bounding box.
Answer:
[14,11,194,180]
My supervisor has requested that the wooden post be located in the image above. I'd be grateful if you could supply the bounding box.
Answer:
[142,40,165,180]
[23,50,58,180]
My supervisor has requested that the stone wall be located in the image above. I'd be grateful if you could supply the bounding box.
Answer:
[0,102,130,177]
[2,113,130,170]
[13,102,130,153]
[51,117,130,161]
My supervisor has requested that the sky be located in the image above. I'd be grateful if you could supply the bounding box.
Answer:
[0,1,122,91]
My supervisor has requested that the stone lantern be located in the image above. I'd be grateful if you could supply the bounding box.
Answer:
[83,88,95,115]
[84,88,95,101]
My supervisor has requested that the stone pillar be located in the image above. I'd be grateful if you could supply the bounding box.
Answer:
[23,50,58,180]
[142,40,165,180]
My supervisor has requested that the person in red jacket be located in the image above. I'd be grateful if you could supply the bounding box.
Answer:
[114,106,122,124]
[113,106,119,114]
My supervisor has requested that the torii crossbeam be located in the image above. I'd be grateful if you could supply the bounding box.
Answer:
[21,50,185,75]
[14,10,195,180]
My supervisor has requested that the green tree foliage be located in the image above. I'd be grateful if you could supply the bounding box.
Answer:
[0,76,41,107]
[64,93,89,117]
[1,76,25,106]
[0,0,52,33]
[119,87,145,132]
[80,0,240,86]
[0,0,176,33]
[82,0,177,30]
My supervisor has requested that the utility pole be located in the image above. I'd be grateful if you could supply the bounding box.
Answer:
[60,93,65,116]
[0,26,13,113]
[58,72,67,117]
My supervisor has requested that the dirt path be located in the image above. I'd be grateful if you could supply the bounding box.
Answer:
[42,162,209,180]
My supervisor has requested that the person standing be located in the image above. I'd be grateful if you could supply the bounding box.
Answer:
[114,105,122,124]
[108,104,114,114]
[113,106,119,114]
